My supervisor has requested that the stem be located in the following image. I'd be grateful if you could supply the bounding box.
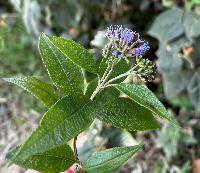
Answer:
[104,64,138,86]
[101,64,111,82]
[90,59,138,101]
[102,65,114,84]
[104,72,135,86]
[90,61,116,101]
[101,58,122,85]
[90,69,112,101]
[73,136,79,162]
[127,64,139,73]
[90,63,113,101]
[90,86,102,101]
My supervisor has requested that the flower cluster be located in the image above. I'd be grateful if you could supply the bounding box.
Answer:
[105,25,150,58]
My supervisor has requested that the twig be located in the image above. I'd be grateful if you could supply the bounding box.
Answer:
[73,136,79,161]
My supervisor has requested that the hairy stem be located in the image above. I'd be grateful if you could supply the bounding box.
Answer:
[90,60,138,101]
[73,136,79,162]
[90,62,115,101]
[90,86,101,101]
[101,64,111,82]
[104,71,136,86]
[104,64,138,85]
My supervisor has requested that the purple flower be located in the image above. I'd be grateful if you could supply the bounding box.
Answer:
[105,25,149,58]
[132,41,150,56]
[112,49,122,58]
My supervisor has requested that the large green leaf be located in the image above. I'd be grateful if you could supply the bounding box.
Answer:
[114,83,172,121]
[11,95,95,161]
[3,76,58,107]
[83,145,143,173]
[6,144,75,173]
[39,33,84,95]
[50,36,98,74]
[95,89,160,131]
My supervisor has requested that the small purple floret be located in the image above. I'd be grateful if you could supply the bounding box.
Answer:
[105,25,149,57]
[132,42,150,56]
[112,49,122,58]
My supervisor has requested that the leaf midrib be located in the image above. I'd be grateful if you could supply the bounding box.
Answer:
[42,35,75,94]
[17,98,94,160]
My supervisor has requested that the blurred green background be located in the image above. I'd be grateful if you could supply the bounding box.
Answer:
[1,0,200,172]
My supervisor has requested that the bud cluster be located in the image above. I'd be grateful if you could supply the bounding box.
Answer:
[135,57,157,82]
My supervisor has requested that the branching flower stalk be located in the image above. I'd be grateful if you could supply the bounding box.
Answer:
[90,25,155,101]
[104,65,139,86]
[90,58,121,101]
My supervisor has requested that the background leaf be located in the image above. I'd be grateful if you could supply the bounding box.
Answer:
[6,144,75,173]
[162,71,185,98]
[156,119,180,160]
[3,76,58,107]
[83,145,143,173]
[39,33,84,95]
[114,83,172,120]
[95,89,160,131]
[50,36,98,74]
[183,10,200,38]
[156,39,186,72]
[148,6,184,43]
[156,37,189,98]
[187,68,200,112]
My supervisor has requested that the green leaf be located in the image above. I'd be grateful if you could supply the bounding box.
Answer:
[95,89,160,131]
[39,33,84,95]
[98,57,130,83]
[6,144,75,173]
[50,36,98,74]
[12,95,95,161]
[3,76,58,107]
[114,83,172,121]
[148,7,184,43]
[83,145,143,173]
